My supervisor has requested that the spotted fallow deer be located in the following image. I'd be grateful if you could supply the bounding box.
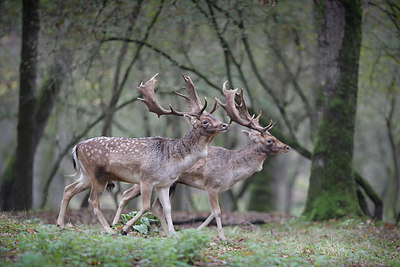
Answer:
[111,83,289,240]
[57,74,228,235]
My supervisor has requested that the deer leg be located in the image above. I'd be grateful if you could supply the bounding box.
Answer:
[197,214,215,230]
[197,190,218,230]
[112,184,141,226]
[88,183,113,233]
[198,191,226,240]
[57,175,91,228]
[122,182,153,234]
[151,197,169,235]
[151,183,178,235]
[209,191,226,240]
[157,187,176,235]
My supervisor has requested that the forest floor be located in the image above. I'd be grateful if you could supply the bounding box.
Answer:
[8,208,292,228]
[1,210,400,266]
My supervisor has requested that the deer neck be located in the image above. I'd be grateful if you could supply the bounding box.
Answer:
[179,128,211,158]
[236,141,268,172]
[151,128,209,178]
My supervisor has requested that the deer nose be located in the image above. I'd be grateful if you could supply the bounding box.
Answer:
[221,123,229,130]
[284,145,290,152]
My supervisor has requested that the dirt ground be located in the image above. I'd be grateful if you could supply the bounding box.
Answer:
[10,209,292,229]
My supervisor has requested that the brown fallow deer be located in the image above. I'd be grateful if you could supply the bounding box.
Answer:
[111,83,290,240]
[57,74,228,235]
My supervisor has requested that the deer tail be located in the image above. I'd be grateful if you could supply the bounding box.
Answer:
[65,145,80,177]
[106,182,116,191]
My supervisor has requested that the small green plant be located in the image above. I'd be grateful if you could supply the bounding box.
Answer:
[119,211,161,234]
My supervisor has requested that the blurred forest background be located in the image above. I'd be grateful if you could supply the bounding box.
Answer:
[0,0,399,221]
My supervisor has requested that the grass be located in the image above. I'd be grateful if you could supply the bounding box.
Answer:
[206,219,400,266]
[1,212,399,266]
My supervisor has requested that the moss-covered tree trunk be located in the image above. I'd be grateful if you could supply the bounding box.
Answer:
[302,0,363,220]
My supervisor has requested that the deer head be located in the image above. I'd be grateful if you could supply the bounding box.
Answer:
[137,73,228,138]
[216,82,289,154]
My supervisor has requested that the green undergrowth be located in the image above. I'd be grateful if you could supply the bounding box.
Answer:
[204,218,400,266]
[1,212,399,266]
[0,213,209,266]
[116,211,161,235]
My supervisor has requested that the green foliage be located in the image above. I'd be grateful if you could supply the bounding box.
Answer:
[139,229,211,266]
[175,229,210,263]
[202,218,400,266]
[1,214,399,266]
[118,211,161,234]
[0,213,211,266]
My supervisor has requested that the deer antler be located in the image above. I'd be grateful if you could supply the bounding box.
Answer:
[174,75,208,118]
[215,82,255,126]
[216,81,276,134]
[175,75,220,115]
[236,88,276,133]
[137,74,211,119]
[137,73,184,118]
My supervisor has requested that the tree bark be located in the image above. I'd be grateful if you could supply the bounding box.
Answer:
[13,0,40,210]
[302,0,363,220]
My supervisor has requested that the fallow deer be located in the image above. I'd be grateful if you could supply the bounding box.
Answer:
[57,74,228,235]
[111,83,289,240]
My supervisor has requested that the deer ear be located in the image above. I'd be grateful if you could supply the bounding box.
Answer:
[242,130,259,142]
[184,114,197,126]
[241,130,251,138]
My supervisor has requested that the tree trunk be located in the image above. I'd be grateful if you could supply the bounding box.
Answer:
[385,94,400,218]
[0,155,16,210]
[0,20,71,210]
[13,0,40,210]
[302,0,363,220]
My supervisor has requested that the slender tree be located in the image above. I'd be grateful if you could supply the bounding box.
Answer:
[302,0,363,220]
[0,0,72,210]
[13,0,40,209]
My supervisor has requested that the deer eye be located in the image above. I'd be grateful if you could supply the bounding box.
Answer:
[267,139,274,144]
[203,120,209,125]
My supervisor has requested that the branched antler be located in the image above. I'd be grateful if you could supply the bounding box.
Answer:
[138,73,213,118]
[175,75,207,118]
[216,81,276,134]
[137,73,181,117]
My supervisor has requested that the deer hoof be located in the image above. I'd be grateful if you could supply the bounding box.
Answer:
[121,230,127,235]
